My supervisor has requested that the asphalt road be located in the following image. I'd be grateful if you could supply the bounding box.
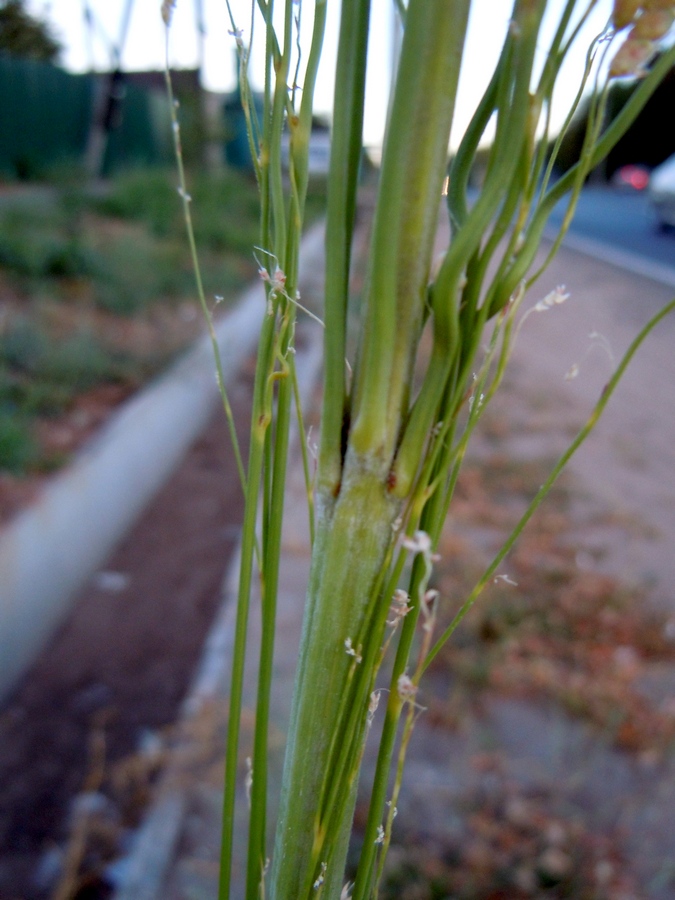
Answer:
[548,184,675,275]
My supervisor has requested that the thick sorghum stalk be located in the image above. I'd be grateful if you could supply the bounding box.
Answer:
[270,471,402,898]
[270,1,470,896]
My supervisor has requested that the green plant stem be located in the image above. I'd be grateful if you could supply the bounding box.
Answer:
[218,299,280,898]
[270,468,402,898]
[350,549,428,900]
[218,430,266,899]
[247,318,295,897]
[352,297,518,897]
[392,0,546,497]
[291,353,316,544]
[163,56,247,497]
[290,0,327,223]
[269,4,472,895]
[208,2,675,897]
[318,0,371,497]
[488,42,675,318]
[348,0,471,465]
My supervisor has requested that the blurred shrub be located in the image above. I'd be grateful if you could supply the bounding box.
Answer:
[0,410,36,472]
[0,206,95,278]
[0,319,127,414]
[95,168,182,237]
[96,166,263,253]
[90,233,187,315]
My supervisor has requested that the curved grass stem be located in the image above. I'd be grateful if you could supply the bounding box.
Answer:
[423,296,675,674]
[163,47,247,499]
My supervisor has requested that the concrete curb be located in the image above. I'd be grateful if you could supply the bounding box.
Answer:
[545,226,675,289]
[0,223,325,705]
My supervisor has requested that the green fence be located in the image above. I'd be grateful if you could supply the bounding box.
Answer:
[0,54,92,177]
[0,54,172,179]
[101,76,173,175]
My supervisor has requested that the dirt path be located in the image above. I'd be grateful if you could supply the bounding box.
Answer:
[503,239,675,610]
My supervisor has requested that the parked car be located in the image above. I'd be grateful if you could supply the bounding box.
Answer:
[612,164,650,191]
[648,154,675,230]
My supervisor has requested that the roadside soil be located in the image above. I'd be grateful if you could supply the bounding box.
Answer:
[0,359,254,900]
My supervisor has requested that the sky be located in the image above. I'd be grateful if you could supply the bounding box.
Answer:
[29,0,614,147]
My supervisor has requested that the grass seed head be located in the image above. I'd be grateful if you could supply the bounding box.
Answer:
[609,36,656,76]
[612,0,642,29]
[630,8,674,39]
[161,0,177,26]
[397,673,418,702]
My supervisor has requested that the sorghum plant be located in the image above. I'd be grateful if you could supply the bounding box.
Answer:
[164,1,675,897]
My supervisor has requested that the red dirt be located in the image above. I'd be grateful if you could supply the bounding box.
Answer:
[0,384,137,525]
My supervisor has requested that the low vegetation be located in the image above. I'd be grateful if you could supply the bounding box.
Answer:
[0,167,326,480]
